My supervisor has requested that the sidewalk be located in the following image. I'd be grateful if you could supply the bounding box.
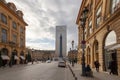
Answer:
[65,65,74,80]
[69,64,120,80]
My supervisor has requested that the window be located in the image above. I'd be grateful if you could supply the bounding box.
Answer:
[20,27,24,33]
[111,0,120,13]
[12,34,17,44]
[20,38,24,47]
[96,6,102,27]
[1,14,7,24]
[12,21,17,29]
[89,20,92,35]
[1,28,7,43]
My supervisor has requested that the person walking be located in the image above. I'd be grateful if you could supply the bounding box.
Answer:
[85,64,93,77]
[72,59,74,67]
[108,60,117,75]
[94,60,100,72]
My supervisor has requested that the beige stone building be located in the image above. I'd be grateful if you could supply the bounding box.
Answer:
[76,0,120,75]
[0,0,27,66]
[68,50,78,63]
[29,49,55,61]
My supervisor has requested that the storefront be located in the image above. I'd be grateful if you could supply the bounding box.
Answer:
[20,51,25,64]
[0,48,10,67]
[104,44,120,75]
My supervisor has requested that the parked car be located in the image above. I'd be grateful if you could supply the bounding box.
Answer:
[46,60,51,63]
[58,61,66,67]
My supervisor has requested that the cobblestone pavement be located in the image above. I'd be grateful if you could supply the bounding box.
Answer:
[0,62,74,80]
[70,64,120,80]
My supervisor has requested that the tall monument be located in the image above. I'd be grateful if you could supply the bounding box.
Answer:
[55,26,67,59]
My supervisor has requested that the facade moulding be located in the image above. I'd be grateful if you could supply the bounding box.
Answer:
[86,9,120,42]
[0,1,28,26]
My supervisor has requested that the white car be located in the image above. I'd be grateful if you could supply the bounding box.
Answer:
[58,61,66,67]
[46,60,51,63]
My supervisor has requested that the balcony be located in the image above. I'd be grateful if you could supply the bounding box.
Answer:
[9,41,16,47]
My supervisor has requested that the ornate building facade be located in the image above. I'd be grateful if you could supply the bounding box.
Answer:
[0,0,27,67]
[68,50,78,63]
[29,49,55,61]
[76,0,120,75]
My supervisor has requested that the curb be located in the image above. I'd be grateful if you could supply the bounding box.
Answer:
[68,64,77,80]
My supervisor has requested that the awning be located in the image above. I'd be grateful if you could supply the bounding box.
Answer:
[14,55,19,60]
[20,56,25,60]
[109,44,120,50]
[105,44,120,50]
[1,55,10,60]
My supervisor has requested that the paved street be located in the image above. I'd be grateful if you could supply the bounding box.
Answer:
[0,62,74,80]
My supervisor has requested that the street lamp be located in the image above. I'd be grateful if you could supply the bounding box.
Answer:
[31,48,34,64]
[72,40,74,50]
[80,7,89,76]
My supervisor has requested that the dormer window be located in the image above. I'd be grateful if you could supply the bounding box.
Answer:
[16,10,23,18]
[7,3,17,12]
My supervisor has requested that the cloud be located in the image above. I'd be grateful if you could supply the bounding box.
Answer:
[6,0,82,51]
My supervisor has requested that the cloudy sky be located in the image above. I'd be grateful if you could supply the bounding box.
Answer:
[6,0,82,51]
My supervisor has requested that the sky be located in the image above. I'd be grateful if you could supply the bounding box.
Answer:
[6,0,82,51]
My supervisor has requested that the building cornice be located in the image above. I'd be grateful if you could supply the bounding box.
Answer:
[76,0,86,25]
[0,1,28,26]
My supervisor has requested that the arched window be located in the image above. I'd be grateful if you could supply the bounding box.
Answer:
[105,31,116,46]
[12,21,17,29]
[1,13,7,24]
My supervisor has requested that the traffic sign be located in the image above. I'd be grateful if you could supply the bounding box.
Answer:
[81,40,86,44]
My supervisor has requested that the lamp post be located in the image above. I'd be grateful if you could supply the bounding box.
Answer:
[71,40,75,67]
[72,40,74,50]
[31,48,34,64]
[80,7,89,76]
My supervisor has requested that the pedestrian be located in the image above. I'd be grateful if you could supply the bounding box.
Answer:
[108,60,117,75]
[85,64,93,77]
[94,60,100,72]
[72,60,74,67]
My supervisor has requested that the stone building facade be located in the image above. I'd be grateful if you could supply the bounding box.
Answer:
[29,49,55,61]
[68,50,78,63]
[0,0,27,67]
[76,0,120,75]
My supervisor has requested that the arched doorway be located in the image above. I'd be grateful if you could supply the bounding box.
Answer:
[20,51,25,64]
[104,31,118,74]
[0,48,9,67]
[93,40,99,61]
[11,49,18,65]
